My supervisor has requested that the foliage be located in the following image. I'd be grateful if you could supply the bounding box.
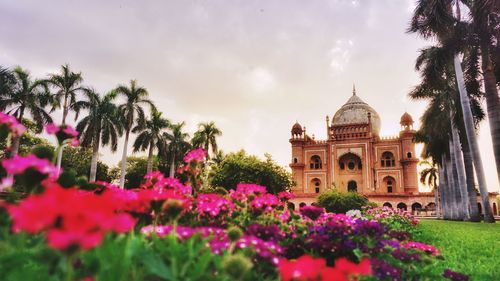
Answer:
[210,150,293,195]
[414,220,500,281]
[0,118,470,281]
[316,190,370,214]
[363,206,419,235]
[110,156,157,189]
[61,146,111,182]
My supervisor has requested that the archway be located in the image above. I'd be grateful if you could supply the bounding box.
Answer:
[287,202,296,211]
[311,178,321,194]
[310,155,322,169]
[397,202,407,210]
[426,202,436,211]
[381,151,395,167]
[339,153,363,172]
[411,202,422,214]
[382,176,396,193]
[347,180,357,192]
[299,202,306,208]
[493,203,498,216]
[383,202,392,208]
[478,203,482,214]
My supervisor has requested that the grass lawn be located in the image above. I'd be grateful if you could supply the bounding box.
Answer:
[414,219,500,281]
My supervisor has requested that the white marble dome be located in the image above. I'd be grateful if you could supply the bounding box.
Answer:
[332,93,381,134]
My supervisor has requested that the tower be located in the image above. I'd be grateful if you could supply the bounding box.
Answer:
[400,112,419,194]
[290,122,305,192]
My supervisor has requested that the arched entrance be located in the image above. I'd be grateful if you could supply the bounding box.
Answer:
[411,202,422,214]
[397,202,407,210]
[493,203,498,216]
[347,180,357,192]
[383,202,392,208]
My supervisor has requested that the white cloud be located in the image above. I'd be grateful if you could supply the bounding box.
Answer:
[328,39,354,75]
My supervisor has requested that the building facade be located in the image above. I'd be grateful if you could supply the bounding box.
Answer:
[289,89,498,215]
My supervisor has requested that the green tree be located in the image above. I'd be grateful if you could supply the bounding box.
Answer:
[192,122,222,159]
[115,80,155,188]
[111,156,151,189]
[47,64,84,171]
[316,190,370,214]
[0,67,52,157]
[409,0,494,222]
[164,122,191,177]
[132,109,170,174]
[61,146,111,182]
[210,150,293,194]
[0,119,51,159]
[75,88,123,182]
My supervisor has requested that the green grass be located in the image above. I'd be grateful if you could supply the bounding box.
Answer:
[414,219,500,281]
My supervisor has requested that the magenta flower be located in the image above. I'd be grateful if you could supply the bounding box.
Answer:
[2,154,59,179]
[250,194,279,213]
[62,126,79,137]
[403,241,439,256]
[45,123,60,134]
[196,193,234,218]
[183,148,206,163]
[0,112,26,137]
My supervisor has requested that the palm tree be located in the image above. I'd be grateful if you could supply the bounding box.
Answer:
[192,122,222,159]
[132,109,170,174]
[48,64,84,125]
[419,160,440,216]
[409,0,492,222]
[74,88,123,182]
[0,67,52,156]
[47,64,84,171]
[115,80,155,188]
[165,122,191,177]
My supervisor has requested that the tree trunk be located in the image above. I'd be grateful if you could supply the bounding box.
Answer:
[450,118,470,220]
[446,146,459,220]
[119,129,130,189]
[462,138,481,222]
[439,155,450,219]
[10,108,24,158]
[480,45,500,186]
[146,140,154,174]
[454,56,495,223]
[62,94,68,125]
[89,132,100,182]
[434,184,441,218]
[169,154,176,178]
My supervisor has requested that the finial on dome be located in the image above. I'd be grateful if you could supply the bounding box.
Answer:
[352,83,356,96]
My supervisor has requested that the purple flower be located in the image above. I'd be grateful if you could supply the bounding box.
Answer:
[246,224,285,242]
[353,219,385,238]
[299,205,325,221]
[391,248,421,263]
[443,269,470,281]
[371,258,403,281]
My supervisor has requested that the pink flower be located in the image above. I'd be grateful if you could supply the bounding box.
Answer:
[0,112,26,137]
[70,138,80,147]
[250,194,279,213]
[403,241,439,256]
[278,191,295,201]
[183,148,206,163]
[45,123,60,134]
[63,126,79,137]
[2,154,59,179]
[196,193,234,218]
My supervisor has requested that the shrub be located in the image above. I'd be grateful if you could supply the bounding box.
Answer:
[316,190,370,214]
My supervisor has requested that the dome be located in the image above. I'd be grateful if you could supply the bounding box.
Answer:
[291,121,303,134]
[332,92,381,134]
[400,112,414,125]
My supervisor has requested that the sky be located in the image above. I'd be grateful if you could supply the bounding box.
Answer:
[0,0,498,191]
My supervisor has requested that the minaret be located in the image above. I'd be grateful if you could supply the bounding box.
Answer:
[400,112,419,194]
[352,83,356,96]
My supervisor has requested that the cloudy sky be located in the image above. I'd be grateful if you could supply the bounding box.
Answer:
[1,0,498,191]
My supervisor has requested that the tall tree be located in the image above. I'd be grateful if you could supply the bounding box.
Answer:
[74,88,123,182]
[165,122,191,177]
[0,67,52,156]
[47,64,84,171]
[115,80,155,188]
[419,160,440,216]
[132,109,170,174]
[192,122,222,159]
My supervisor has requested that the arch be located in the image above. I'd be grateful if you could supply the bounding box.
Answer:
[426,202,436,211]
[383,202,393,208]
[411,202,422,212]
[299,202,306,208]
[493,202,498,216]
[347,180,357,192]
[407,152,412,158]
[382,176,396,193]
[339,153,363,172]
[311,178,321,194]
[310,155,322,169]
[381,151,396,167]
[478,203,482,214]
[397,202,407,210]
[293,157,298,164]
[287,202,296,211]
